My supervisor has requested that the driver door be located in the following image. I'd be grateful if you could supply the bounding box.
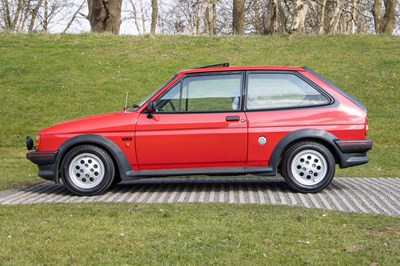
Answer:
[135,72,247,170]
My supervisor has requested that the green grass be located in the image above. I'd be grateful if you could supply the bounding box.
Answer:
[0,203,399,265]
[0,33,399,189]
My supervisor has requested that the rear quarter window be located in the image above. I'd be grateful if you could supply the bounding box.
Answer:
[246,73,329,110]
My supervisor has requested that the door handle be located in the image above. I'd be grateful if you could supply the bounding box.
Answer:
[226,116,240,122]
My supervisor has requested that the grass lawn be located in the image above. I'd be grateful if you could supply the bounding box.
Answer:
[0,203,399,265]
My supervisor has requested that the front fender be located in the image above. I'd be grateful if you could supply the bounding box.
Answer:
[55,134,134,182]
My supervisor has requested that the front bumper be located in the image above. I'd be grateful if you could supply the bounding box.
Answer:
[334,139,373,168]
[26,151,58,181]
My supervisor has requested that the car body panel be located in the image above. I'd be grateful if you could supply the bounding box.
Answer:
[135,112,248,169]
[36,112,139,169]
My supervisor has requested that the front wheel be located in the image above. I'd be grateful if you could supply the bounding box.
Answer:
[61,145,115,196]
[281,141,335,193]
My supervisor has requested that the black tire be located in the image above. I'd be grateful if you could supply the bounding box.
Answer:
[281,141,335,193]
[61,145,115,196]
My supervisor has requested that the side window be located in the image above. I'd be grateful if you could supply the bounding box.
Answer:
[156,74,242,112]
[246,73,329,110]
[156,83,181,112]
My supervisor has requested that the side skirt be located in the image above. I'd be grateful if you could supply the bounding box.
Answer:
[123,166,275,179]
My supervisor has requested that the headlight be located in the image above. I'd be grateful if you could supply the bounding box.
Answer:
[35,134,41,148]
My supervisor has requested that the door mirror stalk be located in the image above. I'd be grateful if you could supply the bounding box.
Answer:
[147,101,156,118]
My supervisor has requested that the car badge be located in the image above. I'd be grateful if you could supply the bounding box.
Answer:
[258,136,267,145]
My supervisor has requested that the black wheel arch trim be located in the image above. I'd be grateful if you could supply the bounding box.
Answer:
[55,134,134,183]
[269,129,343,172]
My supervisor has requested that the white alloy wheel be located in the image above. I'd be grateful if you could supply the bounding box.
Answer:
[68,153,105,189]
[290,149,328,186]
[281,141,335,193]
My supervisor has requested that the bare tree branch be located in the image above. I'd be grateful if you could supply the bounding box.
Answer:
[63,0,86,33]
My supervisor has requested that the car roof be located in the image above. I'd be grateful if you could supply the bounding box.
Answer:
[179,65,305,75]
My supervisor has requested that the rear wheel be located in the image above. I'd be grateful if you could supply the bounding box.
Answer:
[61,145,115,196]
[281,141,335,193]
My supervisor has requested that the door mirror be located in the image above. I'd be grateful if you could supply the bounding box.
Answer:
[146,101,156,118]
[147,101,156,113]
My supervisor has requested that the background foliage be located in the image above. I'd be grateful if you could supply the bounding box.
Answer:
[0,0,399,35]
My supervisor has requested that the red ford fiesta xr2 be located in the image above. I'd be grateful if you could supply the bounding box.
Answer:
[26,63,373,196]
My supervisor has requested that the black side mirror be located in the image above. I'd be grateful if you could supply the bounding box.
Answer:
[147,101,156,118]
[147,101,156,113]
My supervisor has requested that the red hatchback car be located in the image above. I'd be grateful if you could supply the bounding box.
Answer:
[26,64,372,196]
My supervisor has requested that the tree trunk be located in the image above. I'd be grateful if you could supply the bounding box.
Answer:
[139,0,145,34]
[87,0,122,34]
[212,0,217,35]
[205,0,214,35]
[129,0,141,34]
[11,0,23,31]
[19,0,32,32]
[150,0,158,34]
[1,0,12,30]
[264,0,279,35]
[232,0,245,35]
[351,0,356,34]
[326,0,342,34]
[318,0,327,34]
[381,0,396,33]
[28,0,44,32]
[192,0,203,36]
[43,0,49,31]
[290,0,309,34]
[372,0,396,34]
[356,0,365,33]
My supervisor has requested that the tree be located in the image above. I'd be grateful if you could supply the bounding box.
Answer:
[193,0,203,35]
[204,0,217,35]
[139,0,145,34]
[289,0,309,34]
[150,0,158,34]
[372,0,397,34]
[325,0,343,34]
[0,0,83,33]
[232,0,245,35]
[350,0,356,34]
[318,0,327,34]
[63,0,86,33]
[266,0,279,34]
[87,0,123,34]
[3,0,398,35]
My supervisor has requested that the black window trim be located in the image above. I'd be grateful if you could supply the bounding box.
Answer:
[150,71,246,114]
[244,70,335,112]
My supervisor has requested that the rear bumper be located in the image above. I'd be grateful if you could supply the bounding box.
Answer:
[334,139,373,168]
[26,151,58,181]
[335,140,373,153]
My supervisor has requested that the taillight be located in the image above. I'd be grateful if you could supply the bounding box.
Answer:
[365,118,369,137]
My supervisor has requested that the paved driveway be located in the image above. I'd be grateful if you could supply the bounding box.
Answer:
[1,177,399,216]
